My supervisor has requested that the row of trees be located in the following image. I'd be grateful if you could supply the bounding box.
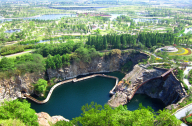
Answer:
[86,32,175,50]
[0,44,33,56]
[46,54,70,69]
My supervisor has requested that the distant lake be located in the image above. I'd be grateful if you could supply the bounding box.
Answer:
[5,29,21,33]
[26,14,76,20]
[132,18,160,24]
[0,14,77,22]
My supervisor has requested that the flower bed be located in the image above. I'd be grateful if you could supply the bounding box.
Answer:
[183,48,192,56]
[181,114,192,125]
[168,48,192,56]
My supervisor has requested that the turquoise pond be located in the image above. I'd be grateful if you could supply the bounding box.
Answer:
[28,72,165,120]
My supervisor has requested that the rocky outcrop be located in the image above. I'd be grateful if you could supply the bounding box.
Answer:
[108,65,187,107]
[108,91,128,107]
[136,73,186,106]
[0,72,44,103]
[47,51,149,81]
[36,112,69,126]
[108,65,166,107]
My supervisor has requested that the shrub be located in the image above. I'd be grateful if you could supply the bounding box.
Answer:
[54,120,73,126]
[0,99,38,126]
[35,79,48,93]
[183,83,189,90]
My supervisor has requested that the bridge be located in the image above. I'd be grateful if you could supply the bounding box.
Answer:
[127,68,175,101]
[23,74,118,104]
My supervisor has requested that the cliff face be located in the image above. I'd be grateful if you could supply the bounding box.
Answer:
[136,73,186,106]
[0,51,148,102]
[0,72,44,102]
[47,52,149,80]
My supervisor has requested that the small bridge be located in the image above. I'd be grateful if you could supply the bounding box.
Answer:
[23,74,118,104]
[127,68,175,101]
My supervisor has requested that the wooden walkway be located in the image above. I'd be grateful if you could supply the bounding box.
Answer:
[23,74,118,104]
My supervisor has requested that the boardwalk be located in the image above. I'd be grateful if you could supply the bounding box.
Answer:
[24,74,118,104]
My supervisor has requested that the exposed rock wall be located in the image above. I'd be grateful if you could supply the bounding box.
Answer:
[36,112,69,126]
[0,51,148,103]
[47,52,149,80]
[136,73,186,106]
[0,72,44,103]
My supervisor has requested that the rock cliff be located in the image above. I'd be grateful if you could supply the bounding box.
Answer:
[0,72,44,103]
[0,51,148,103]
[108,65,187,107]
[47,51,149,80]
[136,73,186,106]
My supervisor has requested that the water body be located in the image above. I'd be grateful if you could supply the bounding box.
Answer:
[184,27,192,34]
[25,14,76,20]
[28,72,165,120]
[179,27,192,37]
[110,14,125,21]
[5,29,21,33]
[0,14,76,22]
[132,18,159,24]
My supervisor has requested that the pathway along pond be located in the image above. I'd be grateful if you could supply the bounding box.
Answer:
[28,72,165,120]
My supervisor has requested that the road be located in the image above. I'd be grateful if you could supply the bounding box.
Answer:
[183,66,192,88]
[174,103,192,126]
[0,50,33,59]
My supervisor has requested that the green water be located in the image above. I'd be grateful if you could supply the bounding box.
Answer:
[28,72,165,120]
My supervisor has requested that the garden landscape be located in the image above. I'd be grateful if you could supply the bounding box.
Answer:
[1,0,192,126]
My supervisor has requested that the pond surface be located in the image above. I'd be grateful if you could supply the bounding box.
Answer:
[26,14,76,20]
[5,29,21,33]
[132,18,159,24]
[110,14,125,21]
[28,72,165,120]
[184,27,192,34]
[0,14,77,22]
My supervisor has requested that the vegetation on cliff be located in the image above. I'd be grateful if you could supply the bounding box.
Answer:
[0,54,45,79]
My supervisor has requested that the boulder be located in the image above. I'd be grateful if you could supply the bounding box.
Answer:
[36,112,69,126]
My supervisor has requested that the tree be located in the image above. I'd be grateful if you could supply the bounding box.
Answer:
[155,109,182,126]
[0,57,15,71]
[0,99,38,126]
[72,102,181,126]
[0,119,25,126]
[35,79,48,93]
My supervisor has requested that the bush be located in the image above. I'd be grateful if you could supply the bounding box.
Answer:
[54,120,73,126]
[35,79,48,93]
[0,119,25,126]
[0,99,38,126]
[183,83,189,90]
